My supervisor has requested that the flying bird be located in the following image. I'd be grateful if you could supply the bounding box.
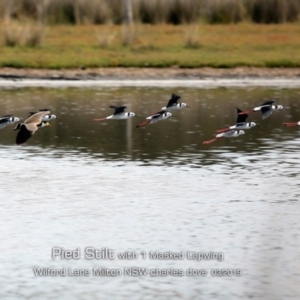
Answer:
[203,130,245,145]
[14,121,51,131]
[15,110,51,145]
[136,110,172,128]
[28,108,57,122]
[94,106,135,122]
[0,115,20,130]
[238,100,283,120]
[215,107,256,133]
[161,93,190,110]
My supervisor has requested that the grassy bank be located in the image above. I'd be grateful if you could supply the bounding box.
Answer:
[0,23,300,69]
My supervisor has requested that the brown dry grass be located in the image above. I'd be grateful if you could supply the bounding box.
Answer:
[2,21,46,47]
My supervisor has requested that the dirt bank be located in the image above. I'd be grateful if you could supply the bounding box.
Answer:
[0,67,300,80]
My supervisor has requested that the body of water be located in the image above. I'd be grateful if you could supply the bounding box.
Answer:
[1,83,300,299]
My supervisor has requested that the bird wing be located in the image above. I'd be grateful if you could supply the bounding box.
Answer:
[166,93,181,107]
[261,100,275,106]
[151,114,162,120]
[261,107,273,120]
[25,123,38,132]
[0,116,10,124]
[28,108,50,116]
[24,111,50,125]
[109,105,127,115]
[16,124,35,145]
[151,110,166,120]
[236,107,248,123]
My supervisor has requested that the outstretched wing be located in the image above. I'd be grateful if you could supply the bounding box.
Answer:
[109,105,127,115]
[261,106,273,120]
[28,108,50,116]
[24,111,50,125]
[261,100,275,106]
[38,108,50,111]
[16,124,35,145]
[259,100,275,119]
[166,93,181,108]
[0,116,11,124]
[151,110,166,120]
[236,107,248,124]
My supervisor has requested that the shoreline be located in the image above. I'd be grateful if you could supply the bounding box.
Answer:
[0,67,300,80]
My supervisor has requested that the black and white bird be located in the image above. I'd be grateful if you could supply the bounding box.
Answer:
[161,93,190,110]
[94,106,135,122]
[215,107,256,133]
[136,110,172,128]
[0,115,20,130]
[14,110,51,145]
[203,130,245,145]
[239,100,283,120]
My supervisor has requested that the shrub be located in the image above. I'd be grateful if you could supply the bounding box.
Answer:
[24,24,46,47]
[0,0,299,25]
[247,0,300,23]
[2,22,24,46]
[2,21,45,47]
[203,0,246,24]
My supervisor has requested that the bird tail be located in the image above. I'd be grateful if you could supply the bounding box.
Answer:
[283,122,298,127]
[93,117,107,122]
[202,138,219,145]
[215,127,230,133]
[136,120,151,128]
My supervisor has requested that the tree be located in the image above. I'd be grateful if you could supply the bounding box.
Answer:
[125,0,133,25]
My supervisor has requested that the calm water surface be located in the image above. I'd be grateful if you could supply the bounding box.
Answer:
[1,85,300,299]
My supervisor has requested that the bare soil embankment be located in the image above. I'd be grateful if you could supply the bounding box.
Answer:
[0,67,300,80]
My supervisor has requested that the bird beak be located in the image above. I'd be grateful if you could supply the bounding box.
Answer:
[186,106,191,108]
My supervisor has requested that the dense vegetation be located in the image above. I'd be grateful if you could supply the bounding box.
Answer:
[0,0,299,25]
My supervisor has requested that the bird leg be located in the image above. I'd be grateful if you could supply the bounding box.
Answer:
[136,120,151,128]
[93,117,107,122]
[215,127,230,133]
[202,137,219,145]
[283,122,298,127]
[238,110,253,115]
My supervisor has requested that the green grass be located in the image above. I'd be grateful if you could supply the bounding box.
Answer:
[0,23,300,69]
